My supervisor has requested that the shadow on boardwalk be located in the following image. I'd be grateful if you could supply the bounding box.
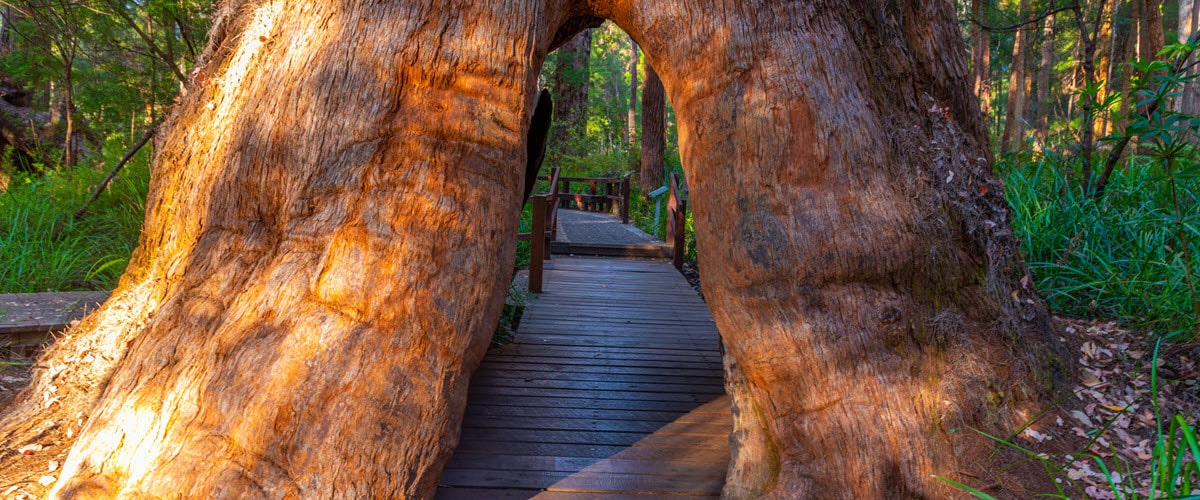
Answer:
[437,257,730,499]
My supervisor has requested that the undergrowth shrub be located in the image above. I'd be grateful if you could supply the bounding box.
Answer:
[0,134,149,293]
[1002,153,1199,338]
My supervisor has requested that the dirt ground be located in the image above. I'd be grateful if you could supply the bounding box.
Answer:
[974,318,1199,499]
[0,317,1195,498]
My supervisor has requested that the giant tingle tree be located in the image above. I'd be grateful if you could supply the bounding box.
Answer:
[0,0,1068,497]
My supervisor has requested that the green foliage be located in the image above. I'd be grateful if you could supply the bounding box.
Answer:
[0,133,148,292]
[1003,155,1199,338]
[492,281,534,348]
[1,0,211,164]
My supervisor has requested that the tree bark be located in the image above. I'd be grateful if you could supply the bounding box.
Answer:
[971,0,992,116]
[627,36,638,148]
[639,63,665,193]
[1179,0,1200,115]
[552,28,592,155]
[1035,12,1055,142]
[604,1,1066,496]
[1001,0,1031,152]
[1096,0,1115,137]
[1072,3,1101,186]
[0,1,1067,498]
[1141,0,1165,63]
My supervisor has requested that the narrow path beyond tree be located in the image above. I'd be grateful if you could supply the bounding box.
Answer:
[436,257,729,498]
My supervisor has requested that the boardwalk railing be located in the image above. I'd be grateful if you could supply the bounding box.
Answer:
[520,167,561,294]
[542,172,632,224]
[667,172,688,271]
[519,169,690,290]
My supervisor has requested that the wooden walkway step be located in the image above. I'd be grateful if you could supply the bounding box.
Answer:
[437,257,730,499]
[0,291,109,354]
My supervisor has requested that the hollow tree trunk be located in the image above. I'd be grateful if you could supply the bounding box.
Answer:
[1,1,587,497]
[0,1,1065,498]
[601,0,1067,496]
[638,63,665,193]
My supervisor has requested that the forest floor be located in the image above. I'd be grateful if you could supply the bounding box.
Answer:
[979,318,1199,499]
[0,318,1196,498]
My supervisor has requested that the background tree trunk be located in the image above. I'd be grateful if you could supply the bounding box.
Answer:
[627,36,638,148]
[638,63,664,193]
[1035,13,1056,142]
[1001,0,1030,152]
[1140,0,1165,63]
[1178,0,1200,116]
[552,29,592,155]
[1096,0,1114,137]
[971,0,992,116]
[0,1,1066,498]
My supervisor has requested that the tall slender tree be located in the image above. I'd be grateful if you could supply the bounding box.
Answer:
[1001,0,1031,151]
[639,62,664,193]
[1035,12,1056,141]
[1177,0,1200,116]
[552,29,591,155]
[971,0,992,116]
[627,35,638,147]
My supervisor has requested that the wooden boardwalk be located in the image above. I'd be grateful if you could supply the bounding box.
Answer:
[437,257,730,498]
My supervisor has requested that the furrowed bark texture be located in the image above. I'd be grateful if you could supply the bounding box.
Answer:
[0,1,576,497]
[597,0,1066,496]
[0,0,1066,498]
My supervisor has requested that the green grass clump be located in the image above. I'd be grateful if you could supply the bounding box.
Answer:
[0,137,149,293]
[1003,154,1200,339]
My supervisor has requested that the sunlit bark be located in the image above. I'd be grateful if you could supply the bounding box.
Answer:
[0,1,1066,498]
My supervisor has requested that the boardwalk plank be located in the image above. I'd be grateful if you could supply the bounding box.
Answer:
[437,257,729,499]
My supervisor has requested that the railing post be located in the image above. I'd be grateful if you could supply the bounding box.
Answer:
[530,195,547,293]
[673,198,687,271]
[620,176,631,224]
[667,173,686,272]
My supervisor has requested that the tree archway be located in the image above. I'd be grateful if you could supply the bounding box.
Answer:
[0,1,1068,498]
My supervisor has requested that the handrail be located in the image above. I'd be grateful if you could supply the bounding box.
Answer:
[666,172,688,271]
[540,173,631,224]
[524,167,561,294]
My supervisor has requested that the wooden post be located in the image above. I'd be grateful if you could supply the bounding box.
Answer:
[673,198,687,270]
[530,195,547,293]
[667,173,686,271]
[620,176,631,224]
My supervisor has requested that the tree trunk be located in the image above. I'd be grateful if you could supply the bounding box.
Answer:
[1097,0,1115,137]
[0,1,1066,498]
[639,63,665,193]
[971,0,992,116]
[1035,13,1056,142]
[1141,0,1165,63]
[552,28,592,155]
[1073,3,1101,186]
[1178,0,1200,116]
[1001,0,1030,152]
[63,67,76,167]
[627,36,638,148]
